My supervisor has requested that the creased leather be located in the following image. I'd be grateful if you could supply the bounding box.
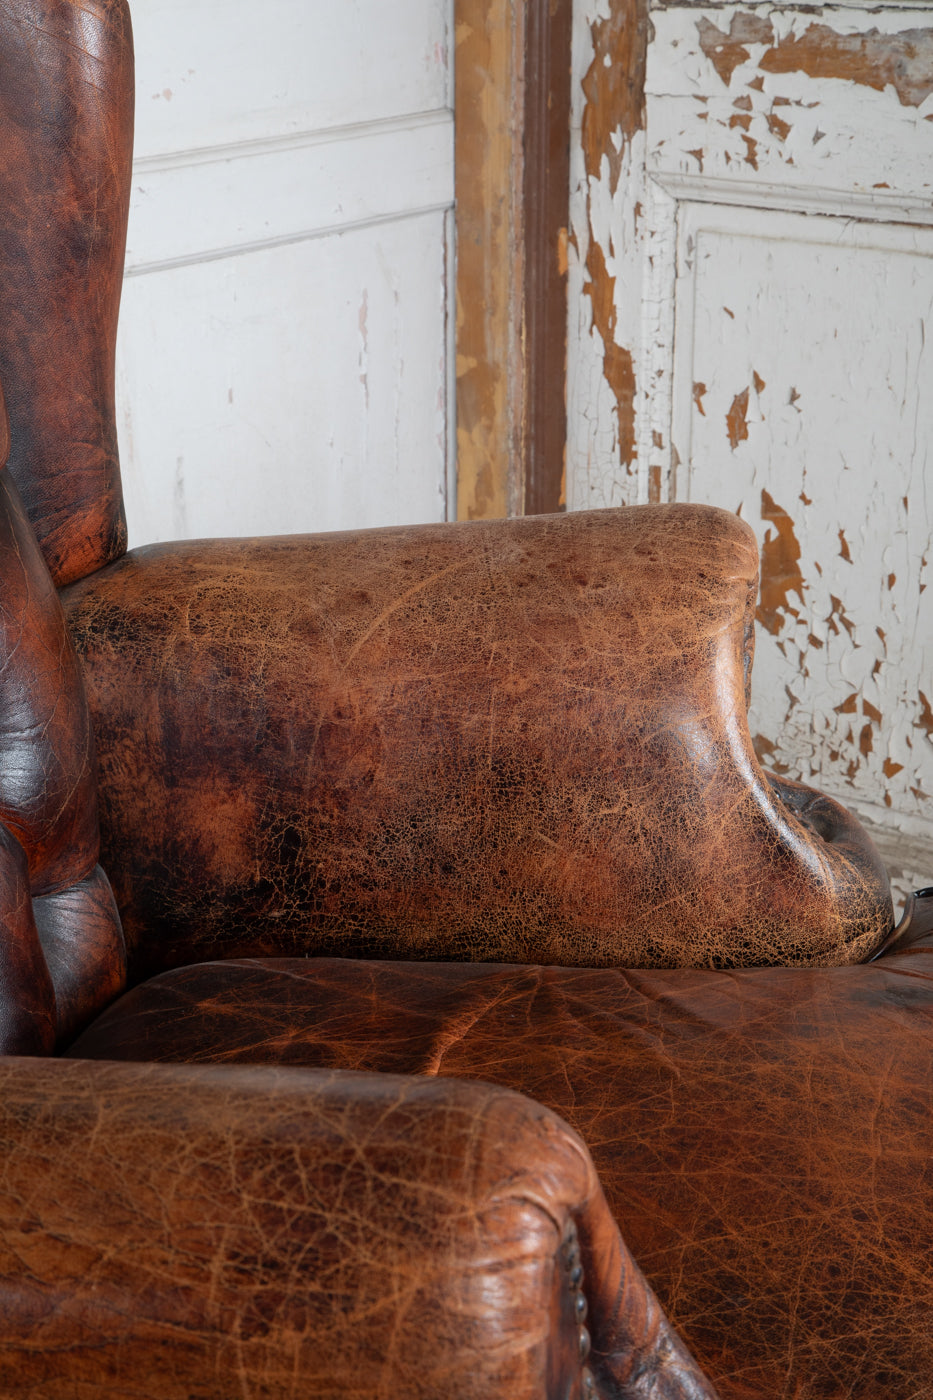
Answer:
[70,942,933,1399]
[0,472,98,891]
[0,466,126,1041]
[0,0,133,585]
[63,507,893,974]
[0,378,9,470]
[0,1057,717,1400]
[0,824,56,1055]
[33,864,126,1042]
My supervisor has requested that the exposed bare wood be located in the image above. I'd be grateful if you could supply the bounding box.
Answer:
[523,0,572,515]
[454,0,571,520]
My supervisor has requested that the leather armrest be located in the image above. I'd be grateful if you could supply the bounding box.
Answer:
[62,506,892,975]
[0,1057,715,1399]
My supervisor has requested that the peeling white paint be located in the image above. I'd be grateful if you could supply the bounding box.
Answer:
[567,0,933,870]
[647,6,933,222]
[567,8,650,508]
[673,206,933,840]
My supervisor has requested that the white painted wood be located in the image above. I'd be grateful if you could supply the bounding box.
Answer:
[125,112,454,276]
[648,6,933,221]
[118,211,449,542]
[566,6,651,510]
[117,0,454,548]
[132,0,450,157]
[567,0,933,867]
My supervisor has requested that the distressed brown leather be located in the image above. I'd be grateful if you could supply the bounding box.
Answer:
[0,824,56,1055]
[32,864,126,1042]
[0,378,9,469]
[0,471,97,891]
[71,938,933,1399]
[0,0,133,585]
[0,459,125,1041]
[62,507,892,976]
[0,1056,716,1400]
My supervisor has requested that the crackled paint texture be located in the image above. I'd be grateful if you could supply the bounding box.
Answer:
[567,2,933,874]
[568,0,654,507]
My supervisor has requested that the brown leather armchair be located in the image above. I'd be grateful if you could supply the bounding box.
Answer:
[1,3,930,1397]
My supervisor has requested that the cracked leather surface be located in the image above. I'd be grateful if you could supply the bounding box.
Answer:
[0,1057,716,1400]
[0,0,132,585]
[0,440,125,1045]
[62,506,892,975]
[69,938,933,1399]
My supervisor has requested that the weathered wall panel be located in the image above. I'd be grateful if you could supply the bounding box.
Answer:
[673,207,933,844]
[119,213,449,541]
[567,0,652,509]
[568,0,933,892]
[119,0,454,546]
[132,0,451,157]
[647,5,933,217]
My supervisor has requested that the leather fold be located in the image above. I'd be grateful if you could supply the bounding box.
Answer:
[0,469,126,1042]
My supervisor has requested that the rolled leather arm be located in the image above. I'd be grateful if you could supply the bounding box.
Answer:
[0,1057,715,1399]
[63,506,892,975]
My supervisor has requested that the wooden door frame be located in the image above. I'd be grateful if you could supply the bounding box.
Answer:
[454,0,572,519]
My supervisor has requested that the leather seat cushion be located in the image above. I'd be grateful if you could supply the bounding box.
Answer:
[69,941,933,1400]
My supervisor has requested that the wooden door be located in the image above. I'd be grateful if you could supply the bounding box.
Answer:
[567,0,933,895]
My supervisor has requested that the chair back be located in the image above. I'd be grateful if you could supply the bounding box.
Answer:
[0,0,133,586]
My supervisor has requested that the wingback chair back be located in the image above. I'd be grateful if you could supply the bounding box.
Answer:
[0,0,133,1055]
[0,0,133,587]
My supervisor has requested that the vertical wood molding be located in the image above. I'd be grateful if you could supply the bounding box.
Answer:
[454,0,571,520]
[523,0,573,515]
[455,0,524,520]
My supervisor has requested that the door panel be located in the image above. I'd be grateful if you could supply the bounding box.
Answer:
[568,0,933,891]
[647,4,933,219]
[672,204,933,843]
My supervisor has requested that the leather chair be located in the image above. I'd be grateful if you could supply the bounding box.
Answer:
[1,3,930,1397]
